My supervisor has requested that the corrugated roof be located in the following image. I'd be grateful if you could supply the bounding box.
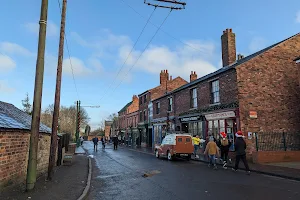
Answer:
[118,101,132,113]
[153,32,300,101]
[0,101,51,133]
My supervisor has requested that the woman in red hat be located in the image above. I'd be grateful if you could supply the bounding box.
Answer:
[233,131,250,174]
[218,132,232,169]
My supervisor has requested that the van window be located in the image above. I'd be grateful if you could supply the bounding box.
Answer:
[177,138,182,142]
[186,138,191,142]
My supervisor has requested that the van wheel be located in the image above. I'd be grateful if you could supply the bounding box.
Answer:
[167,151,173,161]
[155,150,159,158]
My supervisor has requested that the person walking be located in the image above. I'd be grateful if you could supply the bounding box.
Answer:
[80,136,84,146]
[192,135,205,159]
[218,132,232,169]
[101,137,106,149]
[204,136,219,169]
[113,136,118,150]
[232,131,250,174]
[92,136,99,152]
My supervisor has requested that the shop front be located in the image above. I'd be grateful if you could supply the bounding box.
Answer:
[179,114,206,138]
[152,116,176,145]
[204,110,239,151]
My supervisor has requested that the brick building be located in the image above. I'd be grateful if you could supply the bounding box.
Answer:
[151,29,300,162]
[0,101,52,187]
[118,101,132,138]
[104,120,113,140]
[137,70,188,147]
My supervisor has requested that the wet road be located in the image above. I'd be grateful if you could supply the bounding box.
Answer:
[83,142,300,200]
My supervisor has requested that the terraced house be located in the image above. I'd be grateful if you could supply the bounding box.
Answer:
[151,29,300,163]
[137,70,188,147]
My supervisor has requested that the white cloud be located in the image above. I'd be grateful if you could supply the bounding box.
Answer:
[0,80,15,93]
[0,42,33,56]
[0,54,16,72]
[118,41,217,80]
[296,10,300,23]
[249,37,267,53]
[24,21,59,37]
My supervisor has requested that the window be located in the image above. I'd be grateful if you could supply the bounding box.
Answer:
[177,138,183,142]
[143,110,146,121]
[134,116,136,127]
[168,97,172,111]
[144,94,147,103]
[190,88,197,108]
[156,102,160,114]
[211,80,220,104]
[186,138,191,142]
[139,111,142,121]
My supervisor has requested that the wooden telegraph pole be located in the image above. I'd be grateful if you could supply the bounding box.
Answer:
[26,0,48,191]
[47,0,67,180]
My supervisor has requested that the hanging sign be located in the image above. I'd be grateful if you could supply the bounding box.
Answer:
[249,111,257,119]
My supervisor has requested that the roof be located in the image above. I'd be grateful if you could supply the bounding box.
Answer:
[0,101,51,133]
[118,101,132,113]
[153,32,300,101]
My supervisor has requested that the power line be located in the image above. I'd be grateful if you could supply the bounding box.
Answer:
[119,0,203,53]
[57,0,80,100]
[107,9,173,99]
[99,6,158,101]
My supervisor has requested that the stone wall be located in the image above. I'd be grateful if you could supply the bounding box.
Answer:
[0,130,51,187]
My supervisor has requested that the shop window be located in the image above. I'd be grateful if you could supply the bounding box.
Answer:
[168,97,172,111]
[211,80,220,104]
[156,102,160,114]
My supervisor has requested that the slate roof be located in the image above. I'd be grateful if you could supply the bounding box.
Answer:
[153,32,300,101]
[0,101,51,133]
[118,101,132,113]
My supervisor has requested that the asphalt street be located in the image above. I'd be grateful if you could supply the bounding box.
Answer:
[83,142,300,200]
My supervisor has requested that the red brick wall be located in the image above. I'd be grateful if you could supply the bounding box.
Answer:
[0,130,51,187]
[153,95,174,119]
[252,151,300,163]
[236,34,300,134]
[174,69,238,115]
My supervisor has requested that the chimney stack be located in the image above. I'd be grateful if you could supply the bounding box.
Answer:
[170,75,172,81]
[160,69,169,85]
[190,71,197,82]
[221,28,236,67]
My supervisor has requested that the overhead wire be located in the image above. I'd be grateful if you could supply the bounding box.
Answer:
[99,6,158,101]
[119,0,203,53]
[57,0,80,100]
[106,9,173,99]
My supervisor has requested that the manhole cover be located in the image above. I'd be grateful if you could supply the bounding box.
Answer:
[142,170,161,178]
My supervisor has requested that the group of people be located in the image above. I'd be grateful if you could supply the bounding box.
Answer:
[192,130,250,174]
[92,136,120,151]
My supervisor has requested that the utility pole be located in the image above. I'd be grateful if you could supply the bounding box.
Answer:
[76,100,81,147]
[26,0,48,191]
[47,0,67,180]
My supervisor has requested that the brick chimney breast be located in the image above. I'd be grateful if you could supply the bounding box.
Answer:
[221,28,236,67]
[160,69,169,85]
[190,71,197,82]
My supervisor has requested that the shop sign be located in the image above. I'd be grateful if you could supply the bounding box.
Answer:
[180,116,200,122]
[205,111,235,120]
[249,111,257,119]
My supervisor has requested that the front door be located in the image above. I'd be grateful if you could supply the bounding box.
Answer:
[148,128,153,148]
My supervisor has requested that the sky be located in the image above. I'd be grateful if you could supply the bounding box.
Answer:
[0,0,300,130]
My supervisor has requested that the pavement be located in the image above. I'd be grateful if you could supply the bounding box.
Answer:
[126,146,300,181]
[1,154,89,200]
[82,142,300,200]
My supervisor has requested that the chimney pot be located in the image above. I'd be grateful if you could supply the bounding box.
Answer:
[166,69,168,73]
[170,75,172,80]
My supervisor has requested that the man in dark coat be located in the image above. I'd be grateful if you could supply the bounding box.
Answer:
[92,136,99,152]
[113,136,118,150]
[233,131,250,174]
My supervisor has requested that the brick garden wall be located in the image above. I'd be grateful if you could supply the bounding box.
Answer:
[0,130,51,187]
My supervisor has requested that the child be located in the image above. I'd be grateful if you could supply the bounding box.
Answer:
[204,136,219,169]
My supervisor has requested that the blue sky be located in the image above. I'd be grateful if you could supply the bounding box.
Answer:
[0,0,300,130]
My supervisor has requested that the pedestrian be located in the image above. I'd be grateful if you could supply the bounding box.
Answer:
[80,136,84,146]
[218,132,232,169]
[92,136,99,152]
[232,131,250,175]
[204,136,219,169]
[101,137,106,149]
[192,135,205,159]
[113,135,118,150]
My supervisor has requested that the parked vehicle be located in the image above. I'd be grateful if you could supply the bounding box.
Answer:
[154,134,194,161]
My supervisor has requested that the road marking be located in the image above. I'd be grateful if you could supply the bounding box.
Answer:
[127,148,154,156]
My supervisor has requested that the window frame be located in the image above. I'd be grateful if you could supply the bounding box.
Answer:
[168,97,173,112]
[156,102,160,114]
[211,80,220,104]
[190,88,197,108]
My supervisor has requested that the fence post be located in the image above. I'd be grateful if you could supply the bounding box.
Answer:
[255,133,259,151]
[283,132,287,151]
